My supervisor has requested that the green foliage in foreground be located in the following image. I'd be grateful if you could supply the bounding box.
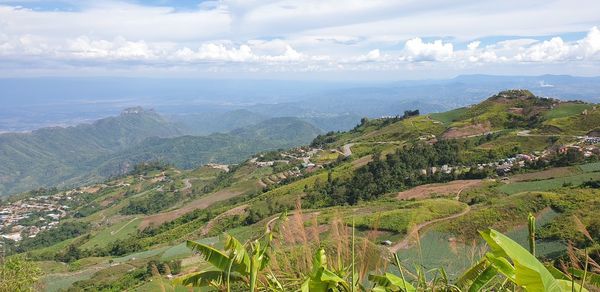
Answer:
[0,255,43,291]
[174,214,595,291]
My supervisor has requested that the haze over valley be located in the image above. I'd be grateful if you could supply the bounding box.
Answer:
[1,1,600,291]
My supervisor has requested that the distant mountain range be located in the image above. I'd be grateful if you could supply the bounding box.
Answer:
[2,75,599,133]
[0,108,321,196]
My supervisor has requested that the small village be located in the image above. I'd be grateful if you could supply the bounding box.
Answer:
[2,132,598,245]
[0,193,73,242]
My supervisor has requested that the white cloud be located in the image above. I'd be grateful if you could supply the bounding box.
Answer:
[401,38,453,62]
[68,36,159,60]
[467,41,481,51]
[354,49,381,62]
[0,1,599,76]
[174,43,254,62]
[0,3,232,42]
[571,26,600,59]
[514,26,600,62]
[516,37,570,62]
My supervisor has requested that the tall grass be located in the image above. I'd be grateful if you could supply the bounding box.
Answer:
[176,204,600,291]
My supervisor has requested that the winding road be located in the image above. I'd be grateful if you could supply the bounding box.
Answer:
[388,205,470,253]
[388,187,470,252]
[201,204,248,236]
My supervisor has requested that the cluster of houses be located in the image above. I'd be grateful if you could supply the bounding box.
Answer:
[0,194,72,242]
[557,136,600,158]
[251,147,322,170]
[488,154,539,175]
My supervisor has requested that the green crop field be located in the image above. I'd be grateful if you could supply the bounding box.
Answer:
[429,107,469,124]
[400,208,564,279]
[43,268,98,292]
[478,133,552,153]
[544,103,594,119]
[579,162,600,172]
[543,109,600,135]
[352,199,466,234]
[81,217,141,250]
[313,150,341,164]
[498,172,600,194]
[159,236,219,261]
[114,247,169,263]
[358,116,446,143]
[27,237,79,258]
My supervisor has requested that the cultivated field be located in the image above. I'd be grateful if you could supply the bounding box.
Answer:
[397,179,484,200]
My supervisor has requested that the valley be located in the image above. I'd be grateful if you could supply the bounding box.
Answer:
[2,89,600,291]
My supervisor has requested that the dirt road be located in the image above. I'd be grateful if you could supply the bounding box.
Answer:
[397,180,483,200]
[342,143,355,157]
[388,205,470,253]
[201,204,248,236]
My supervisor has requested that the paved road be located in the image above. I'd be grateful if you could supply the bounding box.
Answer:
[341,141,401,157]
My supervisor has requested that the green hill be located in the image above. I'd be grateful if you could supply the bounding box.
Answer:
[0,108,183,195]
[3,90,600,291]
[171,109,268,135]
[94,117,322,172]
[0,111,320,196]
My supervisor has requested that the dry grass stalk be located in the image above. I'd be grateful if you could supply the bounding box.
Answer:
[293,198,312,271]
[559,260,571,278]
[330,214,344,269]
[311,214,320,245]
[567,241,583,270]
[294,198,309,246]
[359,214,382,280]
[573,215,593,242]
[449,238,459,256]
[339,217,350,262]
[588,255,600,273]
[467,239,482,265]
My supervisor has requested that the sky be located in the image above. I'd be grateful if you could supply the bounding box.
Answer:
[0,0,599,80]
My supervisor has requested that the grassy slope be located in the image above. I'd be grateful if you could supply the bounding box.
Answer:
[18,91,600,290]
[544,102,594,119]
[429,107,469,125]
[542,107,600,135]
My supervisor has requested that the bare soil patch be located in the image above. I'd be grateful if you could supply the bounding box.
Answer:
[82,186,101,194]
[396,180,483,200]
[442,122,492,139]
[352,155,373,169]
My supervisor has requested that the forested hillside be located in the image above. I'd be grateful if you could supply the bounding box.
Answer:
[93,117,322,171]
[0,108,182,195]
[0,110,321,196]
[3,90,600,291]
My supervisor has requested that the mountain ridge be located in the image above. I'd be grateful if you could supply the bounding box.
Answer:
[0,110,321,196]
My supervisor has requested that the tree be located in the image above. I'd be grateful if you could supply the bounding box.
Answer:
[56,244,81,263]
